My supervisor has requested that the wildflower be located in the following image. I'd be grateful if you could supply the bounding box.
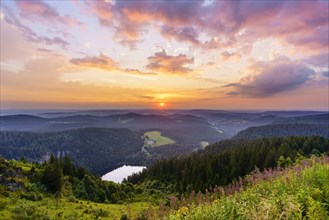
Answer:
[177,206,189,219]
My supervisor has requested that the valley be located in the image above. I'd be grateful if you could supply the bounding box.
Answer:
[1,110,328,176]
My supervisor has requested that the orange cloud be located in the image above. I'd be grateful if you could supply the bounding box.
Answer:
[146,49,194,75]
[70,54,156,76]
[70,54,117,71]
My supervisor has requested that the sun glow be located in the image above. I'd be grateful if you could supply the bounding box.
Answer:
[159,102,165,107]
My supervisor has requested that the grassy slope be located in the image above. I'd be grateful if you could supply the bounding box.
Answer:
[1,156,328,219]
[168,156,329,220]
[0,159,153,220]
[144,131,175,147]
[0,197,150,220]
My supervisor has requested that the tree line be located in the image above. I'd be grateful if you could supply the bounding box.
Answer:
[0,128,143,174]
[126,136,329,193]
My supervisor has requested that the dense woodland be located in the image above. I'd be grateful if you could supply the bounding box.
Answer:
[233,123,329,140]
[126,136,329,193]
[0,128,143,174]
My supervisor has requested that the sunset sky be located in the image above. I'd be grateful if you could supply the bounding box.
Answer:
[1,0,328,110]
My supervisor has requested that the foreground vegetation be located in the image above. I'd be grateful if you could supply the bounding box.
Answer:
[0,196,150,219]
[0,156,160,219]
[168,156,329,220]
[1,155,328,219]
[1,135,329,219]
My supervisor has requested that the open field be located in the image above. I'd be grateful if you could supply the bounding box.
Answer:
[144,131,175,147]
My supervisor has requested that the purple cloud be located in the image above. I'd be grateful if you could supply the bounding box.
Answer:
[225,57,316,97]
[15,0,84,28]
[87,0,328,52]
[302,53,329,68]
[2,6,69,49]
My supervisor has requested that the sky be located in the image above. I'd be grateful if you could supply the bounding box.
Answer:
[0,0,328,110]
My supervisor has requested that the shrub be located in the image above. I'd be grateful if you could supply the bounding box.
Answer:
[120,213,129,220]
[94,208,109,218]
[11,203,37,219]
[0,199,8,211]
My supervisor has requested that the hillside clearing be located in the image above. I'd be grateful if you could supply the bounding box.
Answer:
[143,131,175,147]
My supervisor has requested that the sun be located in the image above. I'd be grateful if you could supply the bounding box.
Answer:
[159,102,165,107]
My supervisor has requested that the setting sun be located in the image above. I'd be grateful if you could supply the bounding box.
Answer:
[159,102,165,107]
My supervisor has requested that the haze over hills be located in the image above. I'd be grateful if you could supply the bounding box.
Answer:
[1,109,328,175]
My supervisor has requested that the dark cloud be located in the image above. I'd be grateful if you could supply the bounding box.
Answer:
[161,25,200,46]
[139,95,155,100]
[146,49,194,75]
[302,53,329,68]
[225,57,316,97]
[322,71,329,78]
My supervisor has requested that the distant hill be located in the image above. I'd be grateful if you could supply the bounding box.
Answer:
[0,128,143,174]
[233,123,329,140]
[1,111,328,159]
[0,113,224,145]
[0,114,48,130]
[273,113,329,125]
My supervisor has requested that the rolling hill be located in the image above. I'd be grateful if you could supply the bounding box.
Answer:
[0,128,143,174]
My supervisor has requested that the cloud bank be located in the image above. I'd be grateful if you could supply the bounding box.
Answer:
[226,57,316,97]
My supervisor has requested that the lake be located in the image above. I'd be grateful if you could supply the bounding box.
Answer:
[101,165,146,183]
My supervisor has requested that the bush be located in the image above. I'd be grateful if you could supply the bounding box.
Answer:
[120,213,129,220]
[0,199,8,211]
[94,208,109,218]
[20,192,42,201]
[11,203,37,219]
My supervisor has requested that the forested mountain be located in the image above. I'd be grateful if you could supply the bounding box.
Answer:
[1,111,328,174]
[0,128,143,174]
[0,113,224,146]
[2,111,327,144]
[233,123,329,140]
[126,136,329,193]
[273,113,329,125]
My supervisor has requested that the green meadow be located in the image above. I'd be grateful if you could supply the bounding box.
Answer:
[144,131,175,147]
